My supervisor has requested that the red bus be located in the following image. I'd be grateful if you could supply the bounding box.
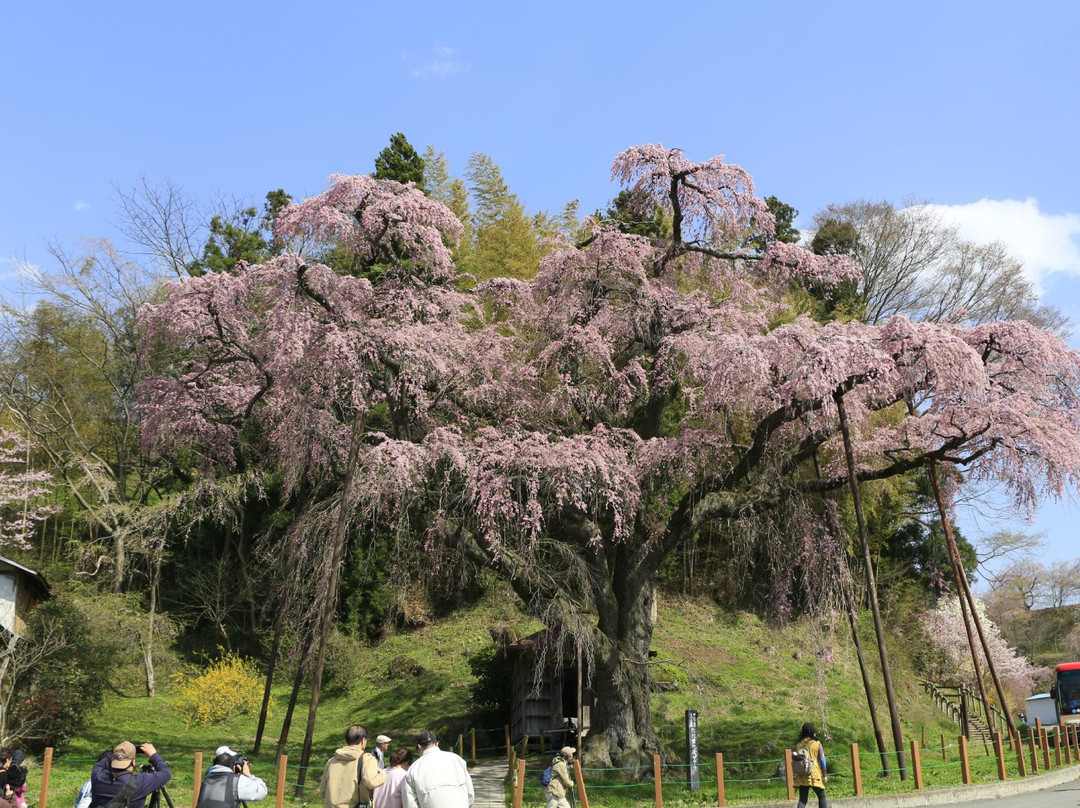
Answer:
[1050,662,1080,726]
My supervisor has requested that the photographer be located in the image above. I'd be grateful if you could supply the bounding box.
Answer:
[88,743,172,808]
[196,746,267,808]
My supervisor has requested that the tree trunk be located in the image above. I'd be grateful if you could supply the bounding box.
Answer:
[142,546,161,697]
[295,414,366,796]
[255,602,286,755]
[113,532,125,593]
[836,391,908,779]
[587,583,660,768]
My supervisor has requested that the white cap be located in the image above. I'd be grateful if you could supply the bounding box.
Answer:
[375,735,392,744]
[216,746,239,758]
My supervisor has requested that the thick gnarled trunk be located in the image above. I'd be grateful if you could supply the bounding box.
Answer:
[588,580,660,768]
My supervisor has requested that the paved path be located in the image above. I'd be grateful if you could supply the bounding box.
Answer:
[471,761,507,808]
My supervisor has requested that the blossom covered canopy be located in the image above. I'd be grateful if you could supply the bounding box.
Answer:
[138,146,1080,560]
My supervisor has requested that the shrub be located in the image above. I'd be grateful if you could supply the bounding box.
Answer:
[174,650,268,726]
[4,595,113,750]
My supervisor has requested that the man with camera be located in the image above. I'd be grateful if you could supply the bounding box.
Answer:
[88,742,172,808]
[196,746,267,808]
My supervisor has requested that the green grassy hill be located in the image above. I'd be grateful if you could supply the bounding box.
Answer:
[36,587,962,808]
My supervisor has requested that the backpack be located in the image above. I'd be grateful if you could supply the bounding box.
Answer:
[6,764,26,790]
[103,775,140,808]
[791,744,815,777]
[74,779,93,808]
[539,766,553,787]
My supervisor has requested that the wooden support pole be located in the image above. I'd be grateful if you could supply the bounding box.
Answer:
[513,759,525,808]
[457,734,464,758]
[911,740,924,790]
[1016,734,1028,777]
[784,749,795,801]
[1036,718,1044,748]
[275,755,288,808]
[850,744,862,797]
[1054,728,1062,767]
[1063,726,1071,764]
[471,729,476,762]
[521,735,529,759]
[573,759,590,808]
[653,754,663,808]
[994,735,1007,782]
[1041,728,1052,770]
[715,753,725,807]
[505,725,511,760]
[193,751,204,808]
[940,734,947,761]
[1028,730,1039,773]
[959,736,971,786]
[38,748,52,808]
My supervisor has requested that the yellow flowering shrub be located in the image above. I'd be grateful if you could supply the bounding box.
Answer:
[174,651,269,726]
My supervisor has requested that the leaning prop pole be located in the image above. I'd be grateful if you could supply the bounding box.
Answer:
[926,460,1017,739]
[835,391,908,779]
[814,453,890,775]
[295,414,367,796]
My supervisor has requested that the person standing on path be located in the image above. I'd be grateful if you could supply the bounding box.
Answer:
[792,723,827,808]
[402,730,473,808]
[319,725,387,808]
[544,747,575,808]
[373,737,392,769]
[373,749,412,808]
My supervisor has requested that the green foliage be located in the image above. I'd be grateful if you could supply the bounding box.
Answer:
[597,189,671,241]
[374,133,426,190]
[173,650,267,726]
[462,153,540,281]
[322,630,369,694]
[11,594,114,750]
[811,217,860,256]
[186,190,291,276]
[746,195,800,251]
[466,643,513,726]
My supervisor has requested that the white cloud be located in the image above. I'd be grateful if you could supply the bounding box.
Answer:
[74,200,90,212]
[410,44,467,79]
[918,198,1080,291]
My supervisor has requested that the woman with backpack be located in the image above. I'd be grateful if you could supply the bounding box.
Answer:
[792,723,827,808]
[6,751,27,808]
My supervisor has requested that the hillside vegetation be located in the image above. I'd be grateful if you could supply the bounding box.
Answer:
[32,589,961,808]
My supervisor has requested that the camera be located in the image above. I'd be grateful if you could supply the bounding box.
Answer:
[231,755,248,774]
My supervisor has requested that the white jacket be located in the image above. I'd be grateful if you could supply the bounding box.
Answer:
[402,747,473,808]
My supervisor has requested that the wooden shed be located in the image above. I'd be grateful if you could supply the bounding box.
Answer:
[502,629,594,744]
[0,556,50,637]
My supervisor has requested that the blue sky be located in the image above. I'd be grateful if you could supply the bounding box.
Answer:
[2,1,1079,567]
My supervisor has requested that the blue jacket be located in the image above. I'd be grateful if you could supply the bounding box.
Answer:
[89,754,172,808]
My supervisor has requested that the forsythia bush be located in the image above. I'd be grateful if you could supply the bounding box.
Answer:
[174,651,269,726]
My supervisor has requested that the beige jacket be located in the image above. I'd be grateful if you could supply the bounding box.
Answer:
[546,756,573,800]
[319,747,388,808]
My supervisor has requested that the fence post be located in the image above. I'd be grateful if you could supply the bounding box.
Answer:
[1016,732,1028,777]
[505,726,511,760]
[572,759,590,808]
[276,755,288,808]
[940,734,947,761]
[38,748,52,808]
[1054,727,1062,767]
[1029,730,1039,773]
[959,735,971,785]
[784,749,794,801]
[1063,725,1071,764]
[715,752,725,807]
[193,751,204,808]
[1074,725,1080,761]
[994,735,1007,781]
[513,758,525,808]
[653,754,663,808]
[1041,728,1052,770]
[522,735,529,759]
[471,729,476,761]
[910,740,923,790]
[458,734,464,758]
[850,743,862,797]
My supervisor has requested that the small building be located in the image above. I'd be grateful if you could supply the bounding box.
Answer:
[0,556,50,637]
[501,630,594,744]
